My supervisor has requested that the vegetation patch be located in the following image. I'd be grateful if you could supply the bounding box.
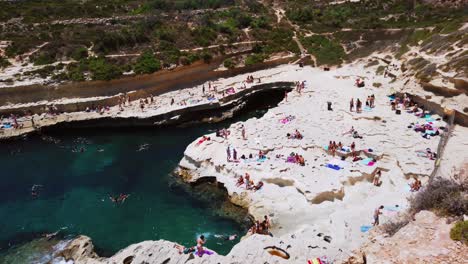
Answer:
[450,221,468,245]
[0,56,11,69]
[223,58,235,69]
[409,178,467,217]
[376,65,385,75]
[300,35,345,65]
[245,53,267,66]
[134,51,161,74]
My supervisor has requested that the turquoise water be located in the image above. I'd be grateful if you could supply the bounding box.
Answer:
[0,109,270,261]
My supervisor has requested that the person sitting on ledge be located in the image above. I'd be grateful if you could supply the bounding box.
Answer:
[236,175,245,187]
[410,177,422,192]
[373,170,382,187]
[254,181,264,191]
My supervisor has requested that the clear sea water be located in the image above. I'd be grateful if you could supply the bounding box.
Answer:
[0,107,272,263]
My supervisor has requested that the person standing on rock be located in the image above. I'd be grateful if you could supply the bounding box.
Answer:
[233,148,238,161]
[373,205,384,226]
[197,235,206,256]
[226,146,231,162]
[241,125,246,140]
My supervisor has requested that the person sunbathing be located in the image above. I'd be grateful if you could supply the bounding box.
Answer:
[298,155,305,166]
[254,181,264,191]
[196,136,210,146]
[352,131,363,139]
[373,170,382,186]
[174,244,195,255]
[236,176,245,187]
[410,178,422,192]
[246,180,255,190]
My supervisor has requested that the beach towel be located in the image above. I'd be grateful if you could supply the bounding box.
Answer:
[404,185,412,192]
[388,95,395,100]
[194,248,215,257]
[360,225,372,232]
[323,145,329,151]
[360,158,373,166]
[280,115,295,124]
[308,258,323,264]
[341,146,351,152]
[226,87,235,94]
[364,106,372,112]
[326,164,341,170]
[257,157,267,162]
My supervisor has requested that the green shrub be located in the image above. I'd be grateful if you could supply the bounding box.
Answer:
[71,47,88,61]
[201,51,213,63]
[33,53,55,65]
[87,57,122,81]
[301,35,345,65]
[134,51,161,74]
[0,56,11,68]
[376,65,385,75]
[223,58,235,68]
[450,221,468,245]
[245,53,266,66]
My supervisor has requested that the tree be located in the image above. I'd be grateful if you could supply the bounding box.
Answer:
[134,51,161,74]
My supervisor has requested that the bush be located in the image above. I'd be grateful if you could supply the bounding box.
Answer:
[372,82,382,88]
[410,178,467,217]
[223,58,235,68]
[33,53,55,65]
[301,35,345,65]
[71,47,88,61]
[134,51,161,74]
[245,53,266,66]
[376,65,385,75]
[381,219,410,236]
[450,221,468,245]
[87,57,122,81]
[0,56,11,68]
[201,51,213,63]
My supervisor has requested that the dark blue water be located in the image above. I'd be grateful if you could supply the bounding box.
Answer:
[0,108,270,261]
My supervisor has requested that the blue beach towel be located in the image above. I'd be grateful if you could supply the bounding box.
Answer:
[361,158,373,165]
[326,164,341,170]
[360,225,372,233]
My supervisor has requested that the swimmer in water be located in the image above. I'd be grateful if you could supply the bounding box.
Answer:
[214,234,238,241]
[44,231,60,240]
